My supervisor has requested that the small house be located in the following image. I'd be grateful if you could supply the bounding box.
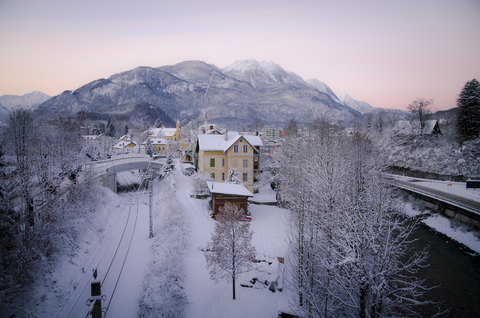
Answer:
[207,181,253,217]
[393,120,441,136]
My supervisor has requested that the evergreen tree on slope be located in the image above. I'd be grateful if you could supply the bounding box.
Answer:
[457,78,480,141]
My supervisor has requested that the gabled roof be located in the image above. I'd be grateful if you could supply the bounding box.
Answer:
[148,127,178,138]
[149,137,168,145]
[198,133,259,153]
[422,120,441,134]
[114,140,136,148]
[393,120,441,135]
[243,135,263,147]
[207,181,254,197]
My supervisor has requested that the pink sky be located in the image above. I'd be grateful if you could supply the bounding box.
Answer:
[0,0,479,111]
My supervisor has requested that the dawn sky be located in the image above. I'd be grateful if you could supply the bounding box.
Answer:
[1,0,479,111]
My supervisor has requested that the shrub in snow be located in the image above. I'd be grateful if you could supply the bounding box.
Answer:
[225,168,242,185]
[138,174,189,317]
[191,172,212,197]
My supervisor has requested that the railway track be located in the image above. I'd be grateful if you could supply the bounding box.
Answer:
[52,196,141,318]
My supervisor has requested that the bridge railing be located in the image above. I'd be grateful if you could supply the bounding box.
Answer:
[85,154,159,175]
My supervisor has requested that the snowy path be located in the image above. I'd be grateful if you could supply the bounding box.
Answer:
[173,167,290,318]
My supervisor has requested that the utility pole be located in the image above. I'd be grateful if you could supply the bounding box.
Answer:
[148,177,154,238]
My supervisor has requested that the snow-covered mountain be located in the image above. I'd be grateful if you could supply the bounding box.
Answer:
[36,60,363,128]
[338,92,374,114]
[0,91,51,121]
[306,79,343,104]
[222,60,310,91]
[0,91,50,110]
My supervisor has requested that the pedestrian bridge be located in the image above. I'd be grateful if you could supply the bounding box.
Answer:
[85,154,162,193]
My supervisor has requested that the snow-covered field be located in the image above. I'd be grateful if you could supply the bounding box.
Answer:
[18,163,480,318]
[23,163,290,318]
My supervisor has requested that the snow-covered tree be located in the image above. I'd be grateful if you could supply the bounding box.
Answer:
[85,143,101,161]
[92,124,102,135]
[124,124,129,135]
[155,118,163,128]
[5,108,36,230]
[145,138,154,156]
[287,116,298,135]
[249,117,264,135]
[204,202,257,300]
[105,117,115,137]
[225,168,242,184]
[160,153,175,179]
[138,174,189,317]
[457,78,480,141]
[191,172,212,196]
[276,118,430,317]
[1,113,97,299]
[407,98,433,136]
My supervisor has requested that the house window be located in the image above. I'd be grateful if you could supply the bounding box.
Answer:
[243,173,248,182]
[243,159,248,167]
[243,145,248,153]
[234,145,238,153]
[222,158,225,167]
[210,158,215,167]
[254,156,258,162]
[222,172,225,181]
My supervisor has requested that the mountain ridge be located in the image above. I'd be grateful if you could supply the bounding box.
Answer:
[35,60,364,128]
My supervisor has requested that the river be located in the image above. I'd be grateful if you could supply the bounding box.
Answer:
[410,222,480,317]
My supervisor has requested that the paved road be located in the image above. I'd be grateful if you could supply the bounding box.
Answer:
[393,179,480,214]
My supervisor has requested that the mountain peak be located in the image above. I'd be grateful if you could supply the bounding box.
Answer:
[338,92,374,114]
[222,59,307,90]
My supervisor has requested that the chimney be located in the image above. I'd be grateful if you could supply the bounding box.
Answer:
[224,130,228,141]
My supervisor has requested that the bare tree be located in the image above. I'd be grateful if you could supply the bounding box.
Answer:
[408,98,433,136]
[5,108,36,231]
[276,119,431,317]
[204,202,257,299]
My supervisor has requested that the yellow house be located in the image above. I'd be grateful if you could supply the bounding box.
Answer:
[150,138,169,155]
[149,121,182,141]
[197,131,259,193]
[113,139,137,149]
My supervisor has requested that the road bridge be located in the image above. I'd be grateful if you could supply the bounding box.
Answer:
[391,176,480,229]
[86,154,162,193]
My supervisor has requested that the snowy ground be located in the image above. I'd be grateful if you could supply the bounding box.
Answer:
[23,163,291,318]
[20,165,480,317]
[174,166,291,318]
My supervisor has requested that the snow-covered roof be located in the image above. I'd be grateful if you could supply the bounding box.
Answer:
[149,127,178,138]
[149,138,168,145]
[243,135,263,147]
[198,132,256,152]
[198,132,261,152]
[113,140,136,148]
[207,181,254,197]
[393,120,440,135]
[422,120,440,134]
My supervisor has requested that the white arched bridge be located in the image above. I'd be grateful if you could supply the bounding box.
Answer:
[86,154,163,193]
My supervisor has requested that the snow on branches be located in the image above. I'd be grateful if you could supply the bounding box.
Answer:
[204,202,257,300]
